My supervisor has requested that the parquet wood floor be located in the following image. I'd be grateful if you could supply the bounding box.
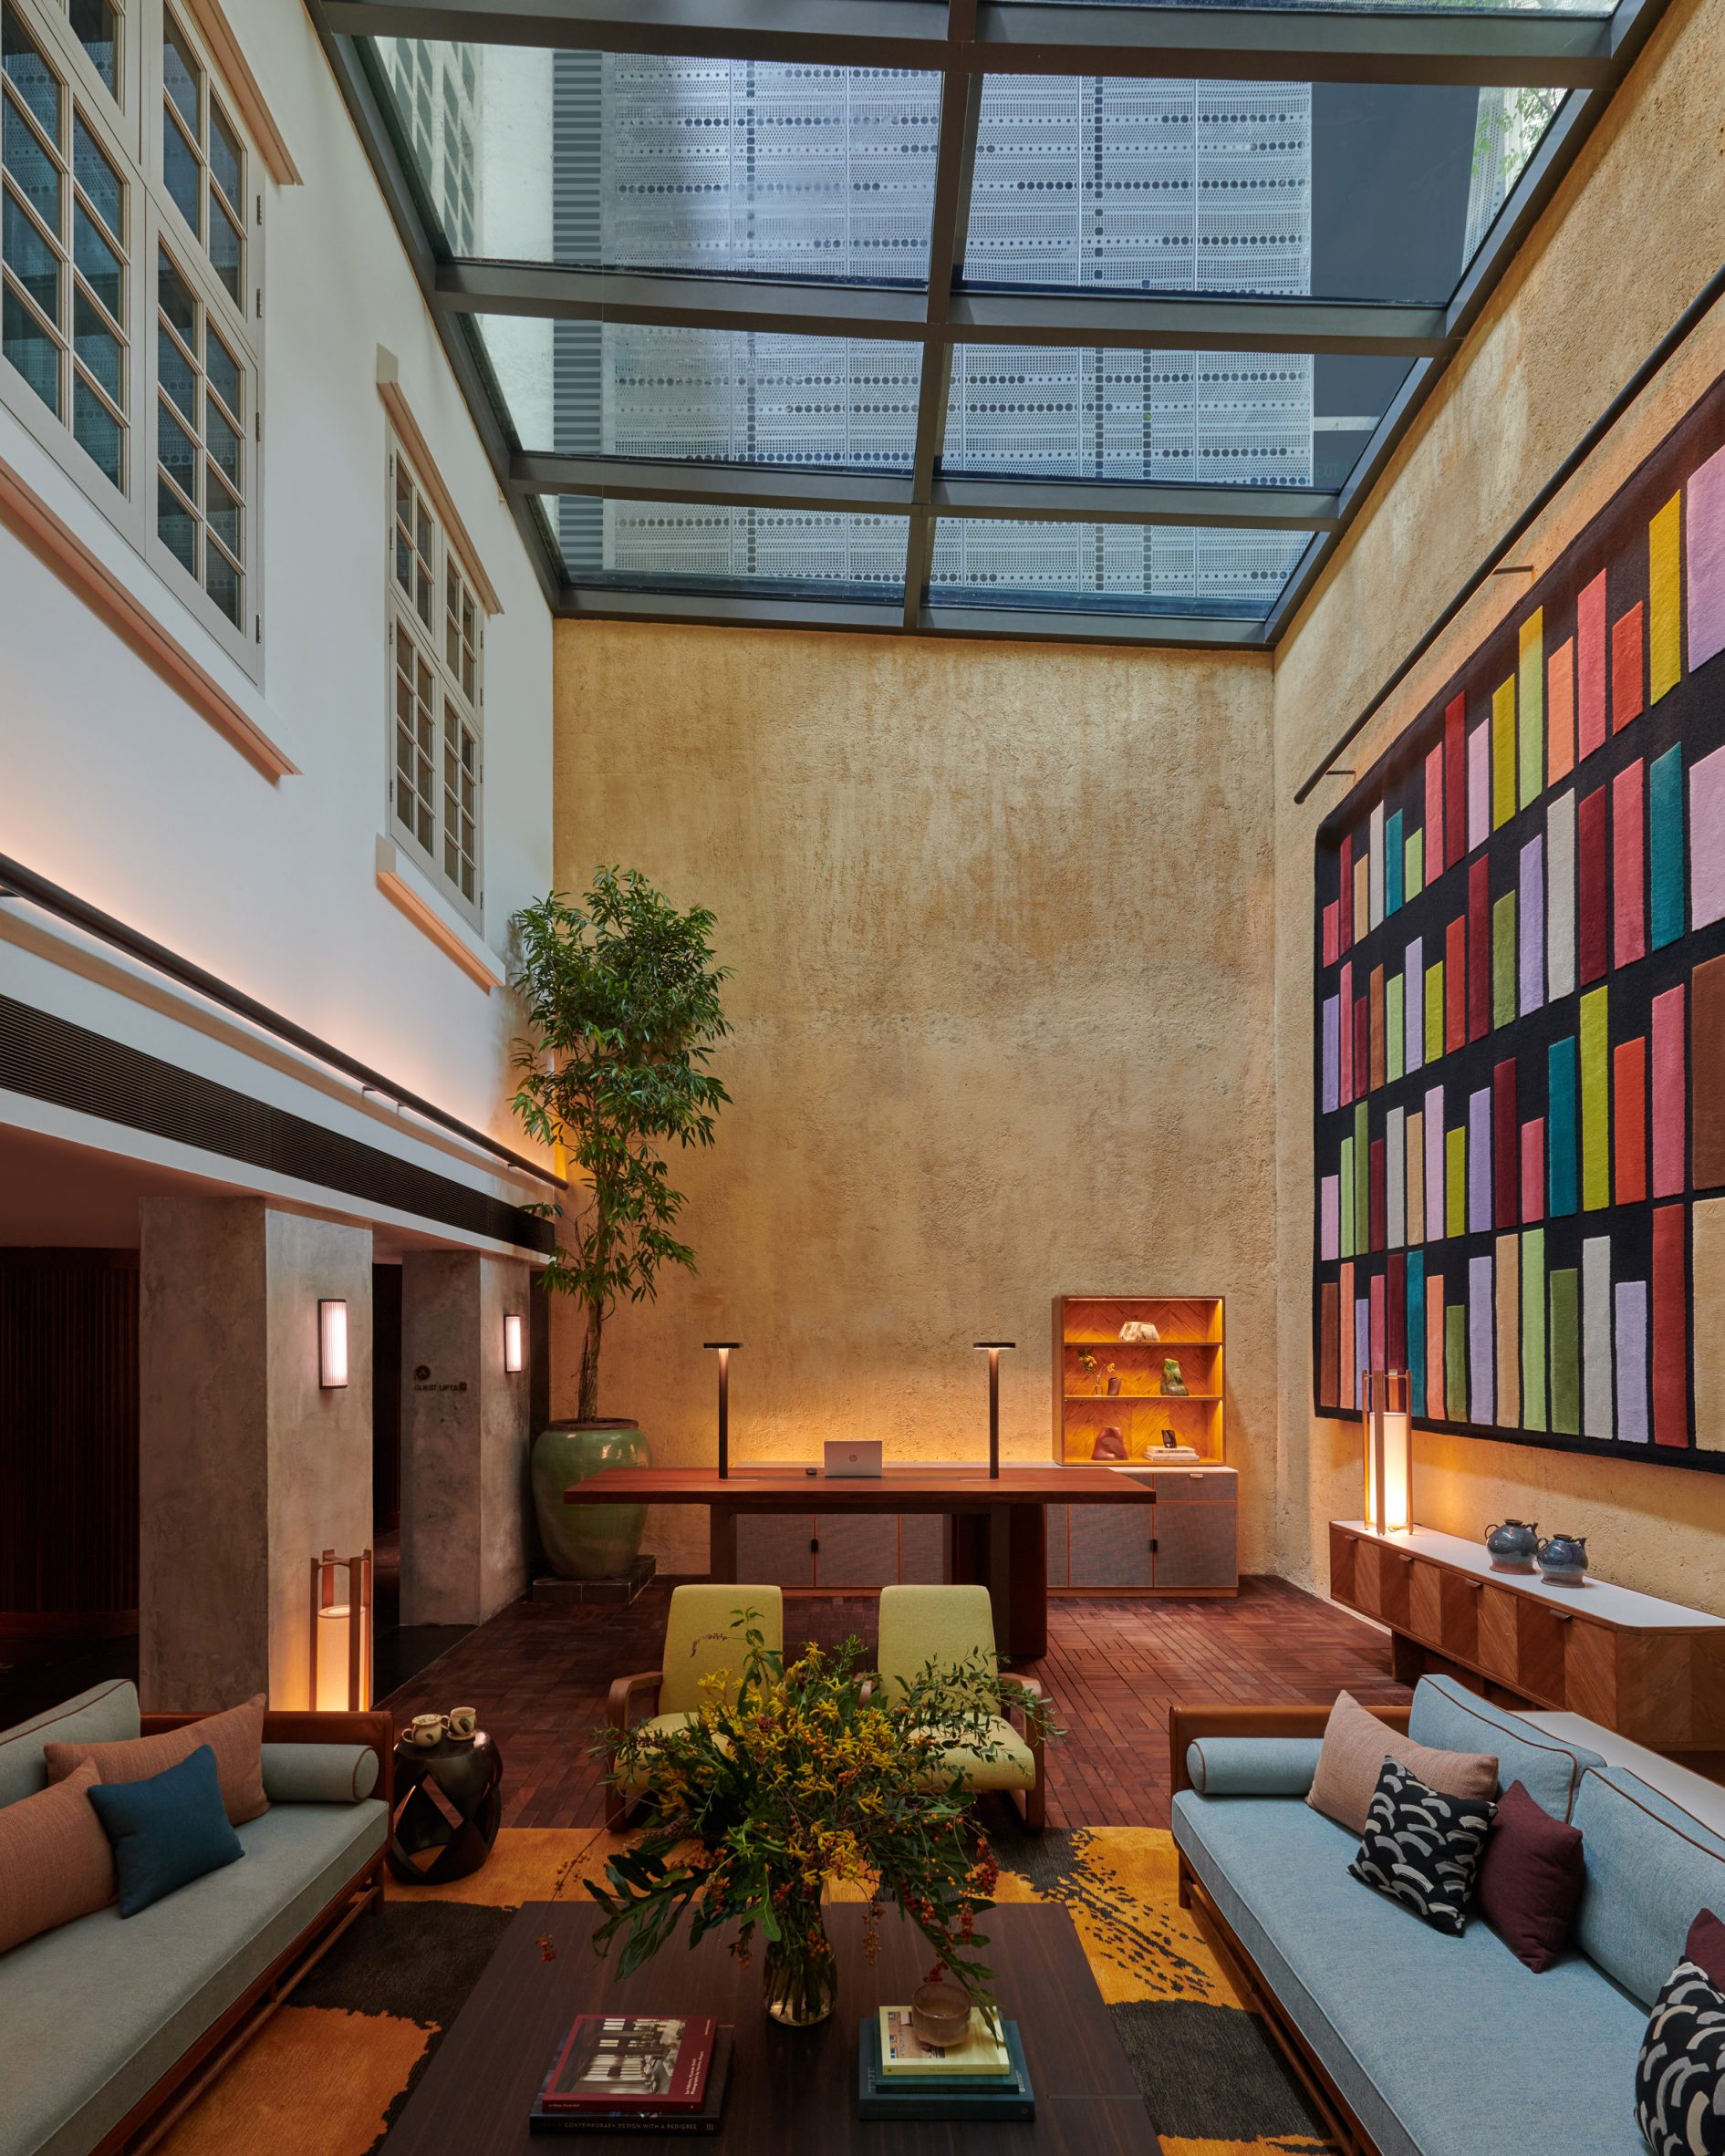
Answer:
[379,1576,1407,1830]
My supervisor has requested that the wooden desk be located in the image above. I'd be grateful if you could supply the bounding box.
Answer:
[1331,1520,1725,1753]
[381,1902,1146,2154]
[566,1467,1152,1660]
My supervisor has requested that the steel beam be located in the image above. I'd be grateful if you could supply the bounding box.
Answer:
[320,0,1614,87]
[434,259,1453,358]
[931,475,1340,531]
[561,582,1272,648]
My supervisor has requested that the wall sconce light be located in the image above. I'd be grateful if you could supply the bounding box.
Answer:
[704,1342,739,1480]
[504,1312,524,1373]
[309,1548,372,1712]
[318,1300,349,1389]
[1363,1369,1414,1536]
[974,1342,1015,1481]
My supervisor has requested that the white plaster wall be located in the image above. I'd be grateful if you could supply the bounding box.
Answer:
[0,0,554,1152]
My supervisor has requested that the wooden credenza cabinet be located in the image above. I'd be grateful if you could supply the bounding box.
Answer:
[1052,1467,1239,1595]
[1331,1521,1725,1754]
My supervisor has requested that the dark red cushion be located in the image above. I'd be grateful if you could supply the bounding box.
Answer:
[1688,1908,1725,1987]
[1475,1779,1585,1972]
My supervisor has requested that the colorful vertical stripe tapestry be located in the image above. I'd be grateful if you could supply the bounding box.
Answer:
[1313,374,1725,1468]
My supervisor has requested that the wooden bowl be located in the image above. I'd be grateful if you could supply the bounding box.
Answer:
[909,1982,972,2049]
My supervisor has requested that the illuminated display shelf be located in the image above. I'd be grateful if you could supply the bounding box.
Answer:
[1053,1295,1226,1467]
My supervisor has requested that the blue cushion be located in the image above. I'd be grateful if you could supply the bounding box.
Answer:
[88,1746,244,1917]
[1184,1736,1323,1797]
[1572,1767,1725,2008]
[1173,1789,1648,2156]
[1408,1675,1604,1821]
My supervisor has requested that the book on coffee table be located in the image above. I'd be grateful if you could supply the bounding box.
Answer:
[530,2030,733,2136]
[877,2005,1012,2077]
[858,2020,1034,2121]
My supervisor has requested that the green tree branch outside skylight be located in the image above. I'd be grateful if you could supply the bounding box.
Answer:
[511,868,732,1421]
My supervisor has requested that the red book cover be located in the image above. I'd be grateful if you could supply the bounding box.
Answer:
[540,2015,718,2112]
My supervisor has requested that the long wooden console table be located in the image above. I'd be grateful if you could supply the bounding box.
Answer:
[1331,1520,1725,1754]
[566,1467,1153,1660]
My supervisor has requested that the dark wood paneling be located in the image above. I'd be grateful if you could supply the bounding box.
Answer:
[372,1263,401,1534]
[0,1249,139,1615]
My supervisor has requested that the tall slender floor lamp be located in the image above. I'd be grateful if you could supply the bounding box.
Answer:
[704,1342,739,1479]
[973,1342,1014,1480]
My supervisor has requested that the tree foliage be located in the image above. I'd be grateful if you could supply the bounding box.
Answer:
[510,867,732,1417]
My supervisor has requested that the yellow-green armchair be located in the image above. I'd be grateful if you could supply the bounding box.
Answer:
[604,1584,783,1831]
[873,1584,1049,1830]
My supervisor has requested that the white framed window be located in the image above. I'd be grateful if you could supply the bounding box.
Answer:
[0,0,261,672]
[387,432,484,924]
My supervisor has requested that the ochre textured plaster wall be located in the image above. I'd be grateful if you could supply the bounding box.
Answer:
[552,624,1276,1572]
[1271,0,1725,1612]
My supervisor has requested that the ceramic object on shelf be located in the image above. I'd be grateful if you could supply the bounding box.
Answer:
[1091,1425,1127,1462]
[1484,1519,1540,1570]
[1160,1358,1188,1396]
[531,1418,649,1581]
[1535,1532,1589,1584]
[1118,1321,1160,1343]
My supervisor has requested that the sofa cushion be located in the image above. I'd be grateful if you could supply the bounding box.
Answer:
[1477,1780,1586,1973]
[1408,1675,1604,1822]
[261,1742,379,1805]
[1185,1736,1323,1798]
[1173,1789,1648,2156]
[1307,1689,1496,1836]
[0,1761,115,1952]
[1690,1910,1725,1989]
[0,1683,139,1811]
[47,1695,268,1827]
[1348,1757,1496,1936]
[88,1747,245,1919]
[1573,1767,1725,2009]
[1635,1960,1725,2156]
[0,1797,386,2156]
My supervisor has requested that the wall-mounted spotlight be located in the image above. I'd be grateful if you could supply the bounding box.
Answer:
[318,1300,349,1389]
[504,1311,524,1374]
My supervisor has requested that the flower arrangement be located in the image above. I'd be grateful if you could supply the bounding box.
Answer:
[586,1614,1055,2026]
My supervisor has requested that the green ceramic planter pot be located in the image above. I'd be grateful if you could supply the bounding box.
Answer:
[532,1419,649,1581]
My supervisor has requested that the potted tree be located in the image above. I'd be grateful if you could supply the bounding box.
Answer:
[511,868,732,1580]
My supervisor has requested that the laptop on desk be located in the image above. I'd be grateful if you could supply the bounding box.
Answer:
[824,1439,883,1478]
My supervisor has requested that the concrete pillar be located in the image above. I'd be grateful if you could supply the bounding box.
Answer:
[139,1199,372,1709]
[400,1250,532,1625]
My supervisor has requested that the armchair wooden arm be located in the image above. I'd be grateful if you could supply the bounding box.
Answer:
[606,1671,663,1736]
[1168,1700,1411,1798]
[603,1673,663,1832]
[1001,1674,1049,1831]
[142,1708,397,1809]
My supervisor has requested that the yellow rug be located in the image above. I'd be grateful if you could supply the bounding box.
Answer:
[159,1827,1334,2156]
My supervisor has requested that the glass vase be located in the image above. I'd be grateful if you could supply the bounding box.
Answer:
[763,1904,837,2026]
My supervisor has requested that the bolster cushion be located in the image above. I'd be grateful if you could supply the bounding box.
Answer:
[261,1743,380,1805]
[1184,1737,1324,1798]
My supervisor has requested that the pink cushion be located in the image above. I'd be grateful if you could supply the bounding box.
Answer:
[0,1760,116,1951]
[1307,1689,1498,1836]
[46,1695,268,1826]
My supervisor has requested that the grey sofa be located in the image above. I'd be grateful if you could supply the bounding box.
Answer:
[0,1680,391,2156]
[1170,1675,1725,2156]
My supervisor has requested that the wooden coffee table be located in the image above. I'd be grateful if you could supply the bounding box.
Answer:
[380,1902,1146,2151]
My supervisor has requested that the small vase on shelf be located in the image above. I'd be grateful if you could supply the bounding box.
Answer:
[1160,1359,1188,1397]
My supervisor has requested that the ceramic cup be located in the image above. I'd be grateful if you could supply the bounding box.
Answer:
[909,1981,972,2050]
[446,1705,478,1742]
[408,1713,446,1748]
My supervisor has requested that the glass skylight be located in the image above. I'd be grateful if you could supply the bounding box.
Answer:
[347,19,1594,633]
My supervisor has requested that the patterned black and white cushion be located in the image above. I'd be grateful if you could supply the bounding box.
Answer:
[1637,1961,1725,2156]
[1346,1756,1496,1935]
